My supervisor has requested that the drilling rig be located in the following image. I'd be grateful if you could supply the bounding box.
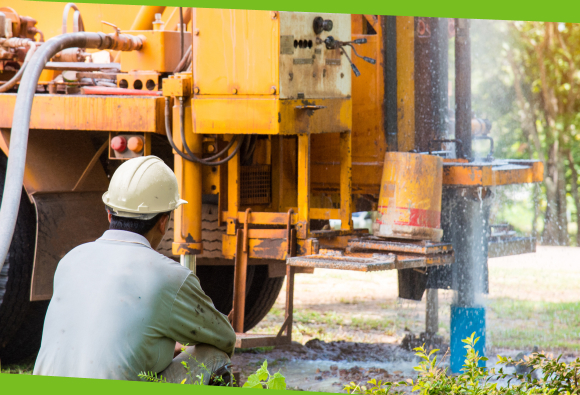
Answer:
[0,3,542,369]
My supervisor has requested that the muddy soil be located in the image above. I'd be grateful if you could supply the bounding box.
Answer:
[230,247,580,392]
[232,340,418,392]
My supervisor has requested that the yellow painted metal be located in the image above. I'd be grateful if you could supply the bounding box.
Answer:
[171,98,203,255]
[222,211,298,226]
[375,152,443,242]
[5,1,143,40]
[192,9,279,96]
[226,138,241,236]
[129,6,166,30]
[163,74,192,98]
[190,97,351,135]
[443,161,544,187]
[285,208,341,221]
[297,134,311,239]
[221,234,317,260]
[339,131,353,230]
[0,94,165,133]
[120,30,191,73]
[396,16,415,152]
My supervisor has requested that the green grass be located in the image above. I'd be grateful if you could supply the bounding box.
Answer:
[1,354,36,375]
[488,298,580,351]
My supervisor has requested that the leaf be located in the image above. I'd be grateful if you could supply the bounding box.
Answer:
[267,371,287,390]
[243,374,264,389]
[181,378,187,384]
[256,360,269,382]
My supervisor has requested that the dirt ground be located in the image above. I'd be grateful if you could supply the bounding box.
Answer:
[232,246,580,391]
[4,247,580,392]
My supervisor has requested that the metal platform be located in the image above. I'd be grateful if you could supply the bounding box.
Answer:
[235,333,291,349]
[287,236,454,271]
[488,224,536,258]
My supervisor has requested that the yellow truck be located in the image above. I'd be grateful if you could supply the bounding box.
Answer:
[0,3,542,365]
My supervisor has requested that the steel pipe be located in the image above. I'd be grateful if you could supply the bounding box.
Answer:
[455,18,471,159]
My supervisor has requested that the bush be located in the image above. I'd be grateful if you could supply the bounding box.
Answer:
[344,332,580,395]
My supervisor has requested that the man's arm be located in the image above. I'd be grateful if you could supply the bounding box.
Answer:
[167,273,237,357]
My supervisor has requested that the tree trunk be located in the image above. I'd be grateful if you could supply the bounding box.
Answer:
[557,152,569,246]
[567,151,580,246]
[542,141,561,245]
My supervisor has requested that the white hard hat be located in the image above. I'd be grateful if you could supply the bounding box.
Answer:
[102,156,187,220]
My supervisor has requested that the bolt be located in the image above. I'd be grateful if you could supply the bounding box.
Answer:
[232,88,238,94]
[271,11,277,20]
[194,87,200,94]
[270,86,277,94]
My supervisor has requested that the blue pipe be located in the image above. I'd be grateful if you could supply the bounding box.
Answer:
[450,305,486,373]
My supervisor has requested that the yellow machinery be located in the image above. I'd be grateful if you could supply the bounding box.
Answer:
[0,4,542,362]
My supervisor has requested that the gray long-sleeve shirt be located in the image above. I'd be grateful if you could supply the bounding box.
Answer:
[33,230,236,380]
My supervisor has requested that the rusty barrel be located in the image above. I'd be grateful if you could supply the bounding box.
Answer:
[373,152,443,242]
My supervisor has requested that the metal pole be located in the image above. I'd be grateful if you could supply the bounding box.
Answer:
[455,18,471,159]
[180,254,196,273]
[445,187,490,373]
[425,288,439,334]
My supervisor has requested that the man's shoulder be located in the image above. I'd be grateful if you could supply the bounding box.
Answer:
[63,239,188,272]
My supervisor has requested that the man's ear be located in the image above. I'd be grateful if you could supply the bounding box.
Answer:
[108,213,112,223]
[158,214,170,233]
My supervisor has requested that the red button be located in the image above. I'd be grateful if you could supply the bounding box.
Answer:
[111,136,127,152]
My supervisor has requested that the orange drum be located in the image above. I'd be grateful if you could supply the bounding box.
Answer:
[373,152,443,241]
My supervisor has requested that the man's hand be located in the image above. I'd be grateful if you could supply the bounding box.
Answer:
[174,342,183,358]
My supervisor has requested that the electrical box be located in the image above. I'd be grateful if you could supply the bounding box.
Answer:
[190,9,352,135]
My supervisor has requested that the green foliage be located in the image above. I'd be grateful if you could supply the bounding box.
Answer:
[344,332,580,395]
[139,345,286,389]
[242,360,288,390]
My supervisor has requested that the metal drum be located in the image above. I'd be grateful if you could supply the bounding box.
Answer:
[373,152,443,241]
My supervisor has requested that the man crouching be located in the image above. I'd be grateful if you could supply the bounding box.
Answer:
[33,156,236,384]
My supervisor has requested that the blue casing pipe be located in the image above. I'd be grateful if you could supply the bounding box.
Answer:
[450,305,486,373]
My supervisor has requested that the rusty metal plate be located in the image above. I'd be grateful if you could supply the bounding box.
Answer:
[287,247,454,272]
[310,228,369,239]
[235,333,291,349]
[443,159,544,187]
[488,236,536,259]
[280,35,295,55]
[347,236,453,255]
[30,192,110,301]
[287,250,396,272]
[279,12,351,100]
[394,252,455,269]
[0,94,165,133]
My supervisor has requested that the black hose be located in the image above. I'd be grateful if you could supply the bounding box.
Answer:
[173,45,192,73]
[0,32,118,272]
[164,98,244,166]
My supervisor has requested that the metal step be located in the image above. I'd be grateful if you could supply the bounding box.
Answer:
[287,248,454,272]
[347,236,453,255]
[488,236,536,258]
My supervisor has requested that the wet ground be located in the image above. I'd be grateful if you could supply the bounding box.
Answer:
[231,246,580,392]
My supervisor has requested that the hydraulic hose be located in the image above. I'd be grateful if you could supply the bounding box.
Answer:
[164,97,245,166]
[0,31,144,272]
[0,41,37,93]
